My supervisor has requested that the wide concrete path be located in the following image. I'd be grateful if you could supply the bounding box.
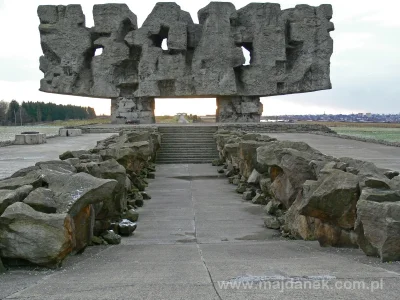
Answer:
[0,133,115,179]
[269,133,400,171]
[1,164,400,299]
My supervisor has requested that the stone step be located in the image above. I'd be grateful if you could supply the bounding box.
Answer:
[159,148,216,152]
[161,133,216,136]
[157,126,218,164]
[159,145,217,148]
[158,153,217,156]
[161,141,215,145]
[158,126,218,130]
[161,137,215,141]
[158,149,218,154]
[160,131,216,134]
[161,136,215,140]
[159,144,218,148]
[160,135,215,139]
[158,130,217,134]
[157,152,219,156]
[156,159,215,164]
[159,128,217,132]
[157,155,218,160]
[157,151,218,156]
[160,146,216,150]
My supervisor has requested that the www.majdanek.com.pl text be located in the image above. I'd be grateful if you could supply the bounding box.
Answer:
[217,279,384,292]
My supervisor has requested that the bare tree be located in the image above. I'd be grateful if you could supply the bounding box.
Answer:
[17,106,32,125]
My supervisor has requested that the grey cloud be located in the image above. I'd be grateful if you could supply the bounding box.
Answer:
[0,58,41,82]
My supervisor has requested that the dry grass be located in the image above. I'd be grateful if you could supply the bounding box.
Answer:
[155,116,178,123]
[49,117,111,127]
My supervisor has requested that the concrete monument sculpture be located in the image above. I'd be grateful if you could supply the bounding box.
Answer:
[37,2,334,123]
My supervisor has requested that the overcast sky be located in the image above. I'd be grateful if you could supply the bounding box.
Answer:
[0,0,399,116]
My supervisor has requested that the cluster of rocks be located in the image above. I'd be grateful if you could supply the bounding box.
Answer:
[0,129,160,269]
[214,129,400,262]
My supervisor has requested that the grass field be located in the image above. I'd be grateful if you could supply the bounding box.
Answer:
[155,116,178,123]
[48,117,111,127]
[0,117,111,142]
[332,127,400,142]
[300,121,400,128]
[299,122,400,143]
[0,126,61,142]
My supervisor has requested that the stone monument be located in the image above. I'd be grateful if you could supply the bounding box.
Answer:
[37,2,334,123]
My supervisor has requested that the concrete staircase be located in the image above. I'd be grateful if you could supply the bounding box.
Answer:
[156,126,219,164]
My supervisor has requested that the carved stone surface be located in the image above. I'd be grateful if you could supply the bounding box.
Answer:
[37,2,334,123]
[216,96,263,123]
[111,97,155,124]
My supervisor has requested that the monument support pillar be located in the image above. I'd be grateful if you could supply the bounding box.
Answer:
[216,96,263,123]
[111,97,156,124]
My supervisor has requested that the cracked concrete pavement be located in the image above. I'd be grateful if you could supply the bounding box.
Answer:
[0,133,116,179]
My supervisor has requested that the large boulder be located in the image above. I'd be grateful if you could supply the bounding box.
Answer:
[0,202,74,268]
[99,141,152,176]
[340,157,386,176]
[0,185,33,215]
[36,160,77,174]
[73,205,95,252]
[299,170,359,230]
[92,134,119,152]
[150,133,162,160]
[223,143,240,168]
[256,141,329,208]
[59,150,90,160]
[10,166,40,178]
[214,130,242,158]
[355,200,400,262]
[125,131,151,143]
[313,219,358,248]
[359,188,400,203]
[93,130,160,165]
[42,171,117,251]
[83,159,128,220]
[285,183,317,241]
[22,187,57,214]
[256,141,327,174]
[214,133,234,156]
[0,171,44,190]
[43,172,118,216]
[238,140,268,179]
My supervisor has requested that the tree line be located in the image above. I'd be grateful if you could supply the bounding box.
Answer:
[0,100,96,125]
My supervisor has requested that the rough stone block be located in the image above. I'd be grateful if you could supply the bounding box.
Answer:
[14,133,46,145]
[59,129,82,137]
[37,2,334,124]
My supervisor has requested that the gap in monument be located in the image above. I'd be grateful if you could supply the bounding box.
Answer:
[95,47,103,56]
[241,46,251,66]
[154,98,217,123]
[161,38,168,51]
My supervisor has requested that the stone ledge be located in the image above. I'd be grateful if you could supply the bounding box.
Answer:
[14,133,47,145]
[59,129,82,137]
